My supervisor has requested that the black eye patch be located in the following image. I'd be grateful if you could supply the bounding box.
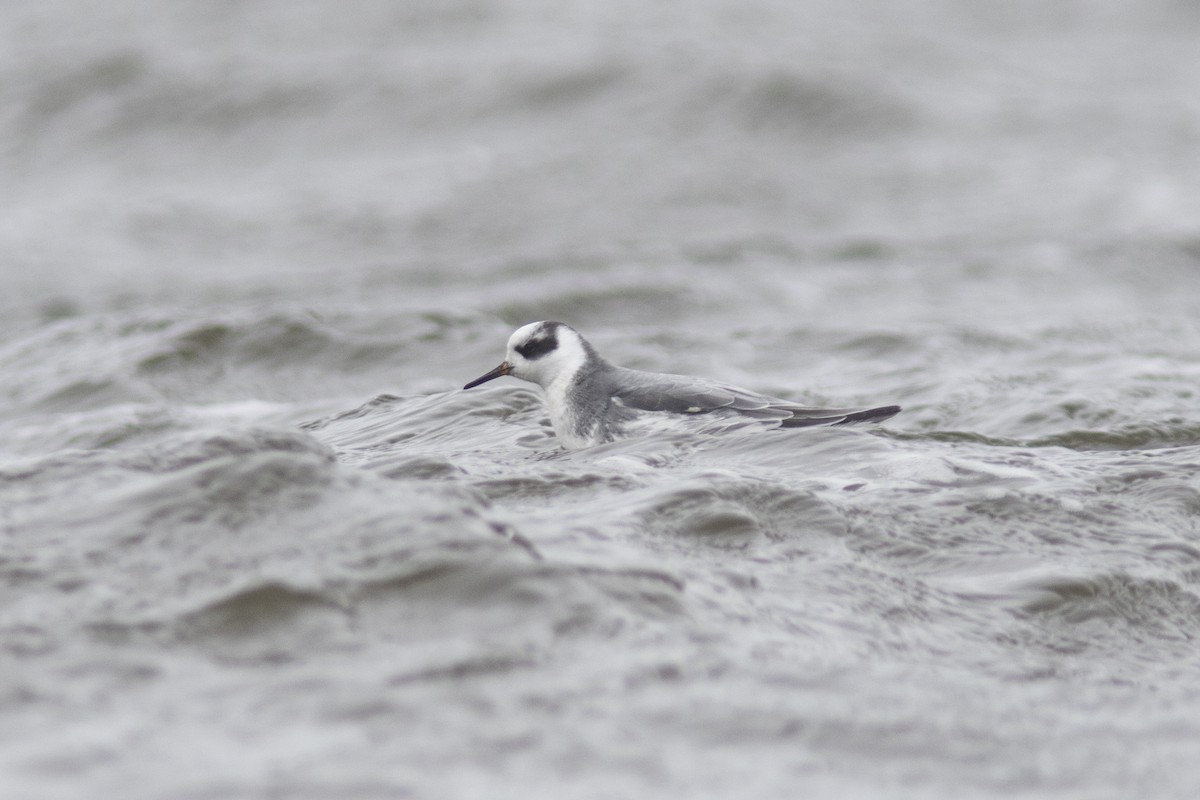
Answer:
[515,327,559,360]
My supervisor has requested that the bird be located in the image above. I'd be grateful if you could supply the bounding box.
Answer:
[462,321,900,450]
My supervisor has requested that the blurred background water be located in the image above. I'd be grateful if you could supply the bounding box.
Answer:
[4,2,1200,798]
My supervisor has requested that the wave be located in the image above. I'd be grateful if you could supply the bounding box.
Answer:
[3,420,687,667]
[998,570,1200,664]
[133,311,401,376]
[622,477,849,545]
[0,308,482,415]
[305,387,553,464]
[897,420,1200,452]
[118,555,686,665]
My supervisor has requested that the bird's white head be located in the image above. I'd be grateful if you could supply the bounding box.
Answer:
[463,321,593,391]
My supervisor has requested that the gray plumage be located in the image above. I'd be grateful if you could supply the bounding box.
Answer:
[463,321,900,449]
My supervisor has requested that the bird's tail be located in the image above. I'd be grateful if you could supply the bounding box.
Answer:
[780,405,901,428]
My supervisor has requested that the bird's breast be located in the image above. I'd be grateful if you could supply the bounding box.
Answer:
[542,379,588,449]
[544,377,616,449]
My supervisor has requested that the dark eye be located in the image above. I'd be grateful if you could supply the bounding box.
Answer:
[516,331,558,360]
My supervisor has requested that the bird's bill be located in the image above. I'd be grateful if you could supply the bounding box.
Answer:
[463,361,511,390]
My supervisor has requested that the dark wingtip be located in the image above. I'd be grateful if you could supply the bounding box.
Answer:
[835,405,901,425]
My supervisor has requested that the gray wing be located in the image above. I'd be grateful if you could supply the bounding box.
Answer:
[607,367,900,427]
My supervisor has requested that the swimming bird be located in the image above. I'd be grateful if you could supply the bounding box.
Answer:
[463,321,900,449]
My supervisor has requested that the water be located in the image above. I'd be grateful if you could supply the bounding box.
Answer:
[4,2,1200,798]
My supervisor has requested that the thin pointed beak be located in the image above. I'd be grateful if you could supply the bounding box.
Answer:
[463,361,511,390]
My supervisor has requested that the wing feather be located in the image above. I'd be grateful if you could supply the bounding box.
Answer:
[606,367,899,427]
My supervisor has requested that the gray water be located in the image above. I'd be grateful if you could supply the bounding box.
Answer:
[4,2,1200,798]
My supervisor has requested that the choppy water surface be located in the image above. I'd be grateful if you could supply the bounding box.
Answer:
[4,2,1200,798]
